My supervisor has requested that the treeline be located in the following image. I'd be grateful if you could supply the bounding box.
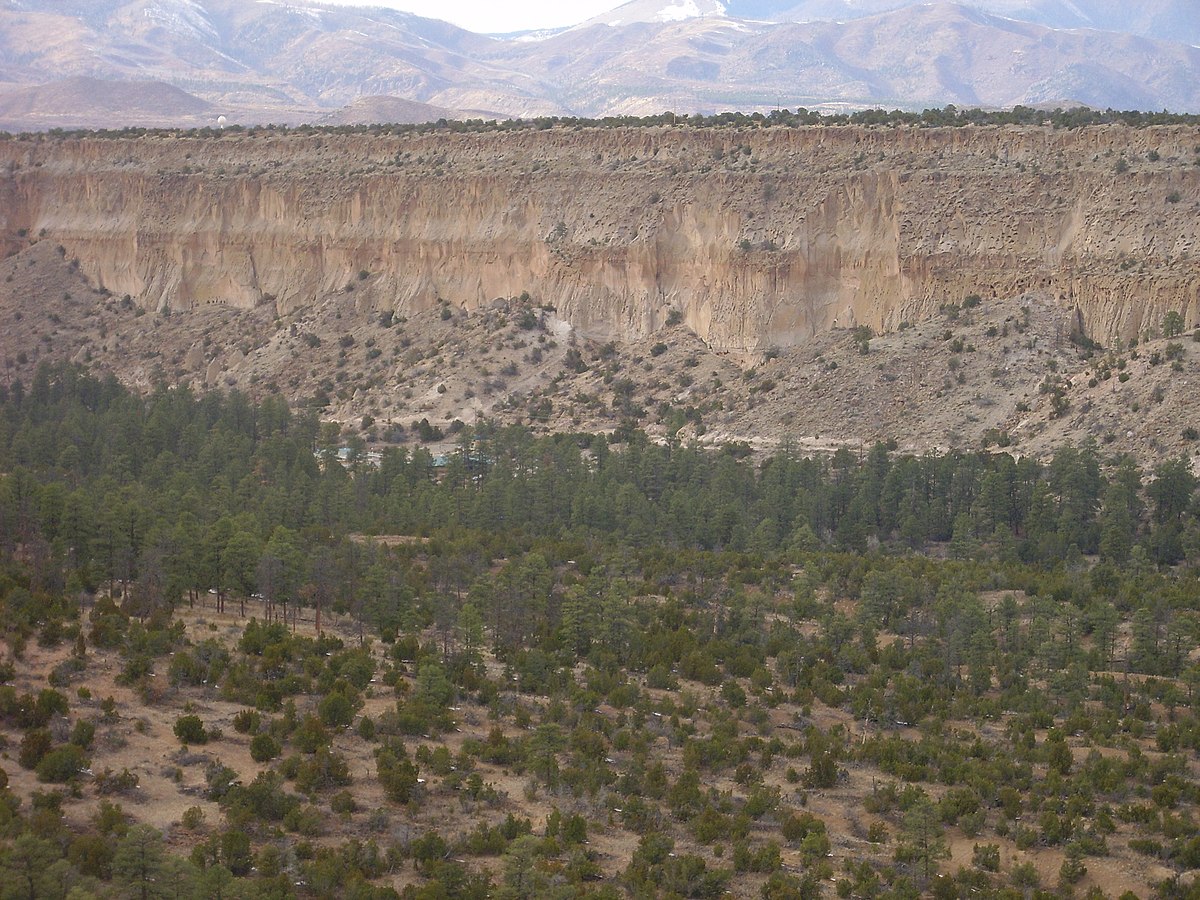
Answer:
[0,364,1197,611]
[5,104,1199,143]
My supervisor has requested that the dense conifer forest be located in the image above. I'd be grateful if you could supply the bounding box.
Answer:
[1,364,1200,898]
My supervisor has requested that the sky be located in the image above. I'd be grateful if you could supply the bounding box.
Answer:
[315,0,623,33]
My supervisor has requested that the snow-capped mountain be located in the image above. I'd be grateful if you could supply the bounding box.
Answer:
[585,0,1200,46]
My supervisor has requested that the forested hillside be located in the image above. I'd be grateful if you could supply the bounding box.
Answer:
[1,365,1200,897]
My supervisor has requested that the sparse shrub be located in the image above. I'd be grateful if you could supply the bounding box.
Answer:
[70,719,95,749]
[1060,852,1087,885]
[19,729,53,770]
[95,767,139,795]
[250,733,282,763]
[174,715,208,746]
[317,691,357,729]
[854,325,872,355]
[36,745,88,783]
[972,843,1000,872]
[292,716,330,754]
[564,347,587,373]
[357,716,376,742]
[181,806,206,830]
[376,747,420,804]
[413,418,444,442]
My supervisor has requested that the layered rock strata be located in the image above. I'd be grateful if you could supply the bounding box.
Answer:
[1,124,1197,350]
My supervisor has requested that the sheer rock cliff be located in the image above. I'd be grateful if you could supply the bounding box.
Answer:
[2,124,1198,353]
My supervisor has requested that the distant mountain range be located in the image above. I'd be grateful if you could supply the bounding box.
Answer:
[586,0,1200,46]
[0,0,1197,131]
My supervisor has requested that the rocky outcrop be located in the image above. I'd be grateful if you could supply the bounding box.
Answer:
[1,124,1197,352]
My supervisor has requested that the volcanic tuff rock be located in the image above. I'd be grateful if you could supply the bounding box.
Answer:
[0,124,1198,354]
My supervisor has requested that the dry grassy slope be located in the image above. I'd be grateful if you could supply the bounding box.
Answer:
[0,125,1197,358]
[2,237,1199,468]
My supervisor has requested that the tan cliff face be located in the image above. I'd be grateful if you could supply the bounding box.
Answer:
[1,124,1198,352]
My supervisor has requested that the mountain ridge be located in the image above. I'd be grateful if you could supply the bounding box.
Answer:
[586,0,1200,45]
[0,0,1197,130]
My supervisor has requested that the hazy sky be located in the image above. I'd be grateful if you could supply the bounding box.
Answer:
[316,0,623,32]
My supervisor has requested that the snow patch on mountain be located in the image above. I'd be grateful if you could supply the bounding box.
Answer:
[657,1,723,22]
[255,0,324,23]
[141,0,220,41]
[582,0,728,28]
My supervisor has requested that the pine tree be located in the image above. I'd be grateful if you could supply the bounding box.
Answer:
[897,797,949,885]
[0,833,58,900]
[112,825,167,900]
